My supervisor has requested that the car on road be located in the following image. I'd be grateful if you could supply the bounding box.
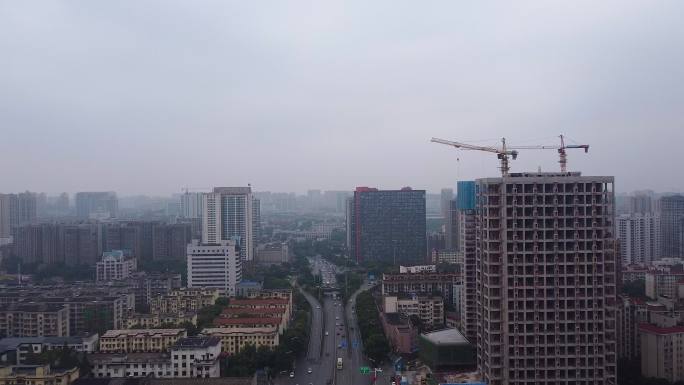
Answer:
[325,331,329,336]
[335,316,339,320]
[289,372,295,378]
[307,368,312,374]
[316,306,321,309]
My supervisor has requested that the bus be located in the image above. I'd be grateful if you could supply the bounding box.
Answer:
[336,357,343,370]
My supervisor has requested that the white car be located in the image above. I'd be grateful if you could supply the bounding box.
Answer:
[325,331,329,336]
[307,368,313,374]
[289,372,295,378]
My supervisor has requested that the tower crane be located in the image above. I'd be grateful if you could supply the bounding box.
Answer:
[508,134,589,173]
[430,137,519,176]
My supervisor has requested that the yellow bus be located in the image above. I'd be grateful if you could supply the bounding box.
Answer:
[337,357,343,370]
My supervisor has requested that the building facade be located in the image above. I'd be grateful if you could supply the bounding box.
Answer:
[149,288,219,315]
[187,240,241,296]
[659,195,684,258]
[640,323,684,382]
[645,270,684,299]
[617,213,660,265]
[96,250,137,281]
[0,304,70,337]
[0,192,37,239]
[75,192,118,219]
[382,272,460,306]
[99,328,187,353]
[0,365,79,385]
[90,336,220,378]
[457,180,478,344]
[346,187,426,265]
[383,295,444,327]
[179,191,204,219]
[475,172,617,385]
[201,327,279,355]
[202,187,260,261]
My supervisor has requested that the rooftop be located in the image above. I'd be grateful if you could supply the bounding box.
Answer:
[0,303,67,312]
[88,353,168,364]
[0,335,97,349]
[221,308,285,316]
[151,378,253,385]
[173,336,221,349]
[101,329,185,338]
[421,328,470,345]
[229,298,289,306]
[639,323,684,335]
[213,317,282,326]
[74,379,254,385]
[202,327,278,335]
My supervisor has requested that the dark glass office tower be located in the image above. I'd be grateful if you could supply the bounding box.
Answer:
[346,187,426,264]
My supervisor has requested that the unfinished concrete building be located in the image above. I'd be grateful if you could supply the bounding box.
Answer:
[475,172,617,385]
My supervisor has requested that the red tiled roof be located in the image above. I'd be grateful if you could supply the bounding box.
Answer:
[221,308,285,316]
[639,323,684,334]
[213,317,282,326]
[229,298,289,306]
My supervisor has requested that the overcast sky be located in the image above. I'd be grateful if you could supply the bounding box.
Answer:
[2,1,683,196]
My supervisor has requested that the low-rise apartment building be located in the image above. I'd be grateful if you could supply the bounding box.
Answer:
[0,303,70,337]
[201,327,279,355]
[90,336,221,378]
[382,272,460,306]
[645,270,684,299]
[125,312,197,329]
[150,289,220,314]
[99,329,187,353]
[218,307,288,333]
[0,334,99,364]
[383,295,444,328]
[379,312,418,354]
[96,250,137,282]
[226,298,291,327]
[640,323,684,382]
[0,365,80,385]
[212,317,284,334]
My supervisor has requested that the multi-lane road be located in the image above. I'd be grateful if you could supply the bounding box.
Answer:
[277,257,384,385]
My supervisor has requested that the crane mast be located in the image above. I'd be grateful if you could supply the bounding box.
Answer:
[507,134,589,172]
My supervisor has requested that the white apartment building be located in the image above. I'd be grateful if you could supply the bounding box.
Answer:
[645,270,684,299]
[99,329,186,353]
[399,265,437,274]
[617,213,660,265]
[201,327,279,355]
[202,187,260,261]
[187,239,241,296]
[179,191,204,219]
[90,336,221,378]
[476,172,617,385]
[383,295,444,327]
[640,323,684,382]
[430,250,462,265]
[96,251,137,282]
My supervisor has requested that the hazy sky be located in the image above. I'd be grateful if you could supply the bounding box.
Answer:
[2,1,683,196]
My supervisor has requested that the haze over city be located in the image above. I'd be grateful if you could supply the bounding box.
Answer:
[2,1,684,195]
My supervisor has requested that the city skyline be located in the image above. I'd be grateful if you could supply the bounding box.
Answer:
[2,1,684,195]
